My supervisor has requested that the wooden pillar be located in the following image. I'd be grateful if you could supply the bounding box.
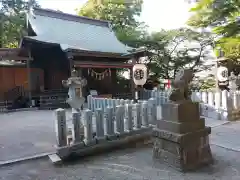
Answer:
[27,48,32,106]
[0,13,3,48]
[111,68,116,97]
[130,57,136,100]
[67,52,74,75]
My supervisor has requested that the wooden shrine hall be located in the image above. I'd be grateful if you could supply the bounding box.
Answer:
[0,8,146,108]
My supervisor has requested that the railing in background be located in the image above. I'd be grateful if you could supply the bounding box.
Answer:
[88,89,240,121]
[114,92,133,99]
[0,101,12,112]
[146,89,240,121]
[4,86,26,101]
[2,85,27,110]
[87,95,158,124]
[39,89,69,109]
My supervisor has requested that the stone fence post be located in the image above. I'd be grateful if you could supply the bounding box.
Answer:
[133,103,141,130]
[125,104,133,132]
[83,109,94,145]
[95,108,105,140]
[105,107,115,137]
[116,105,125,134]
[148,98,157,124]
[141,101,149,128]
[72,112,82,143]
[55,108,67,147]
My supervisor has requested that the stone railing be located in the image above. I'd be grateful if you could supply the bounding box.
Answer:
[88,89,240,121]
[54,99,157,161]
[87,95,157,114]
[39,93,69,109]
[147,89,240,121]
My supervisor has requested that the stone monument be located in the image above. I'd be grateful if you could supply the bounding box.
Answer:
[152,68,213,171]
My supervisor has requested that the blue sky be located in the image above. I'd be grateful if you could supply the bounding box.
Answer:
[38,0,194,32]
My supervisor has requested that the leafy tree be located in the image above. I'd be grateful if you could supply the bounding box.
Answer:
[76,0,147,44]
[77,1,213,82]
[134,28,214,79]
[0,0,39,48]
[187,0,240,60]
[194,75,216,90]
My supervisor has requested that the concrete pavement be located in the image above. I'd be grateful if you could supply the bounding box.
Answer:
[0,145,240,180]
[0,110,238,164]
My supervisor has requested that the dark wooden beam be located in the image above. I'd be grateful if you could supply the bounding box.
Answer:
[0,48,31,61]
[66,49,131,59]
[73,61,133,68]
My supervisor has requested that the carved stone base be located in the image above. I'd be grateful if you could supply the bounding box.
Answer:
[152,100,213,171]
[152,134,213,171]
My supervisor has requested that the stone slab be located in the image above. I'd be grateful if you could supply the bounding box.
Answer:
[161,101,200,122]
[156,118,205,134]
[152,127,211,145]
[48,154,62,165]
[153,142,213,171]
[153,135,210,156]
[55,131,152,161]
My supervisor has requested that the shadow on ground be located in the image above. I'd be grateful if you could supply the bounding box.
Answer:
[0,145,240,180]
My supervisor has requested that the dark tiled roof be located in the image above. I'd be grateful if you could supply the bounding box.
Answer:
[25,8,132,54]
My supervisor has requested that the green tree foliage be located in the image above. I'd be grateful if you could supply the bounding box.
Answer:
[76,0,147,44]
[136,28,214,79]
[196,76,216,90]
[0,0,39,48]
[187,0,240,60]
[77,0,213,81]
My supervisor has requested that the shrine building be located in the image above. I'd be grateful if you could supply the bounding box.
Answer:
[0,7,147,108]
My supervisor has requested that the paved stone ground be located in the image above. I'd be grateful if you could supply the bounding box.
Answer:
[211,122,240,151]
[0,110,56,162]
[1,145,240,180]
[0,110,237,163]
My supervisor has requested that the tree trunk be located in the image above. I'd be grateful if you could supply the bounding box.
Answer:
[0,13,3,48]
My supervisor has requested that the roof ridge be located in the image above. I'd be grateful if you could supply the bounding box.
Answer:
[32,7,110,28]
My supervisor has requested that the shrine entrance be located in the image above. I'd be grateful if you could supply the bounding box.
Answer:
[73,60,133,99]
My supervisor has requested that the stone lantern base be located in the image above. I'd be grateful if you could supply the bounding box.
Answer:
[152,101,213,171]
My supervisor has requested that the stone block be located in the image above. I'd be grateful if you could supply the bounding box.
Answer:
[153,135,210,156]
[153,135,213,171]
[152,127,211,145]
[106,134,118,141]
[95,136,107,144]
[156,118,205,134]
[69,142,85,152]
[57,146,71,158]
[48,154,62,165]
[161,101,200,122]
[84,139,97,146]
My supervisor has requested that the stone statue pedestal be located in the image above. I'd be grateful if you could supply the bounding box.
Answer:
[152,100,213,171]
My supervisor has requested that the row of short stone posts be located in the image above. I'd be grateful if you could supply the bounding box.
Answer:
[55,99,157,148]
[87,95,157,123]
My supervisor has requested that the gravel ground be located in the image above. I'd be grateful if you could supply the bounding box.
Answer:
[0,145,240,180]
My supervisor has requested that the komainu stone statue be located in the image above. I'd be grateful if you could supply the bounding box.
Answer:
[152,68,213,172]
[169,69,194,102]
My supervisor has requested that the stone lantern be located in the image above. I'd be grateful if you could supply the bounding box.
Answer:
[62,69,87,113]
